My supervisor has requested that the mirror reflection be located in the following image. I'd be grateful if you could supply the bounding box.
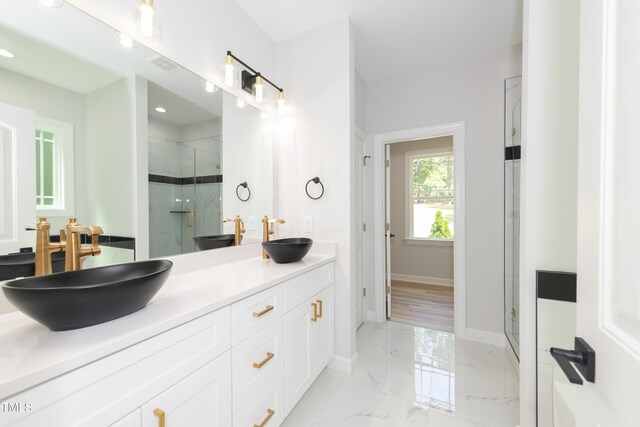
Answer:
[0,1,274,282]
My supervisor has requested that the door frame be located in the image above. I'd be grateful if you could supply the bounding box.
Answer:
[372,121,466,339]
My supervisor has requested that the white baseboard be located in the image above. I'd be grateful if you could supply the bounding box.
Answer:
[328,352,360,375]
[463,328,506,347]
[390,273,453,287]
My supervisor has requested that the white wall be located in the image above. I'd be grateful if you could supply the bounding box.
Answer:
[519,0,580,424]
[389,136,454,283]
[85,77,138,238]
[275,18,357,371]
[367,46,522,335]
[0,68,86,232]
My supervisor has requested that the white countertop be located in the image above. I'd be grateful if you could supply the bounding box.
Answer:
[0,248,335,399]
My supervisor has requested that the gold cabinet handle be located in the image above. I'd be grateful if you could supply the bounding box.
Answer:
[252,352,274,369]
[311,302,318,322]
[253,408,275,427]
[253,305,274,318]
[153,408,165,427]
[316,299,323,318]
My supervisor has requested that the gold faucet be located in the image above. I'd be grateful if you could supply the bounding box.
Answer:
[262,216,285,259]
[25,217,66,276]
[64,218,104,272]
[222,215,245,246]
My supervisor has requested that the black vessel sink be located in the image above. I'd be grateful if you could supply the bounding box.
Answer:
[193,234,240,250]
[2,259,172,331]
[0,251,65,281]
[262,238,313,264]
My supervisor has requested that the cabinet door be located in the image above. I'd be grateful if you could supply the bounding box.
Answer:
[141,351,231,427]
[284,300,315,415]
[110,410,141,427]
[314,286,334,375]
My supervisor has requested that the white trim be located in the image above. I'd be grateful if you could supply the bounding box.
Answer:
[464,328,506,347]
[403,238,453,246]
[390,273,453,287]
[34,116,75,217]
[328,351,359,375]
[373,121,467,340]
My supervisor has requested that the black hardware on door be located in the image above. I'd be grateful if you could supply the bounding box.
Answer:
[550,337,596,385]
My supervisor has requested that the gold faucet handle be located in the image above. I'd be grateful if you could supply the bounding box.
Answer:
[222,218,235,223]
[67,225,104,236]
[267,219,285,235]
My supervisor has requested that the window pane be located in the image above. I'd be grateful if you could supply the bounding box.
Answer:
[412,154,454,239]
[35,138,41,199]
[43,140,54,197]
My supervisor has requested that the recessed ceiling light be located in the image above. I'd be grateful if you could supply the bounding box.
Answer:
[114,32,134,49]
[38,0,64,8]
[155,107,166,113]
[0,49,15,59]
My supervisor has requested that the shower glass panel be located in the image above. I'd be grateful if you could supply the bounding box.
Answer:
[504,76,522,358]
[148,135,222,258]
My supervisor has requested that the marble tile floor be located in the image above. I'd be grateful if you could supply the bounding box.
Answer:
[282,321,519,427]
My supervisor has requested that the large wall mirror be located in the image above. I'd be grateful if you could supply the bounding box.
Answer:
[0,1,274,280]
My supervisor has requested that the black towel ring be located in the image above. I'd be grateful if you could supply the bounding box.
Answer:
[236,182,251,202]
[305,177,324,200]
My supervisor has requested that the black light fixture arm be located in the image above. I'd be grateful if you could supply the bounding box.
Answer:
[227,51,283,93]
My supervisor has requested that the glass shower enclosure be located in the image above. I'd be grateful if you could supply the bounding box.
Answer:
[504,76,522,358]
[148,134,222,258]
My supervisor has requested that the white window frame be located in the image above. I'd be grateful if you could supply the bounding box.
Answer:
[404,147,454,245]
[35,116,74,217]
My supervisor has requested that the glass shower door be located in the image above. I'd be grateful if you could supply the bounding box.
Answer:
[504,76,522,358]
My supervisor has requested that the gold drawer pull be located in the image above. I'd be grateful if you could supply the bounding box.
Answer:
[317,299,323,318]
[252,352,275,369]
[253,305,274,318]
[311,302,318,322]
[153,408,165,427]
[254,408,275,427]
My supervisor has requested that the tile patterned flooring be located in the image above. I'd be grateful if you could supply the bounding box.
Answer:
[282,321,519,427]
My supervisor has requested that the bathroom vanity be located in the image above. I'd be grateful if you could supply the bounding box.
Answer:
[0,246,335,427]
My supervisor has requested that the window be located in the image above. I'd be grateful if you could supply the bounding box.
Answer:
[35,117,74,216]
[406,148,454,241]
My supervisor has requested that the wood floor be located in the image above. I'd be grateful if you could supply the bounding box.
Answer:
[390,280,454,333]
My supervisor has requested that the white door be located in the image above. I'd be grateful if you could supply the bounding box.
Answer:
[0,103,35,255]
[314,286,334,375]
[575,0,640,424]
[355,134,366,328]
[384,144,392,318]
[141,352,232,426]
[284,300,315,414]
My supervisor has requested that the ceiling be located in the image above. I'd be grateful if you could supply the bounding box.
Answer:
[233,0,523,83]
[147,81,219,127]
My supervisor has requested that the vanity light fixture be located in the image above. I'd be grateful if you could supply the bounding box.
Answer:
[224,53,235,87]
[277,90,286,114]
[115,32,135,48]
[155,107,166,113]
[38,0,64,8]
[203,79,218,93]
[0,49,15,59]
[236,98,246,109]
[136,0,158,37]
[225,51,286,109]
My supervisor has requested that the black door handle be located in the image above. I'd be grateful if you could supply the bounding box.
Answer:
[385,234,396,238]
[550,337,596,385]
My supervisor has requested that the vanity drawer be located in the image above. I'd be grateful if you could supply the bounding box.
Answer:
[234,370,285,427]
[232,317,284,413]
[284,263,334,311]
[231,284,284,346]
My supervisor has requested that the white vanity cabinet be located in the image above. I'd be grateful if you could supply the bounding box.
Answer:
[283,265,335,415]
[0,260,335,427]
